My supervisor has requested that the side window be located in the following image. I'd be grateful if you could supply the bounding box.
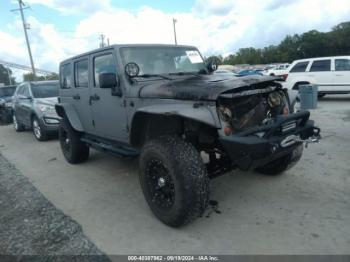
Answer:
[310,60,331,72]
[290,62,309,73]
[74,59,89,87]
[93,53,117,87]
[60,63,71,89]
[22,85,30,97]
[16,85,24,96]
[335,59,350,71]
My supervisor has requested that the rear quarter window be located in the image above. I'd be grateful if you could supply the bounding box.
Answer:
[290,61,309,73]
[60,63,71,89]
[335,59,350,71]
[310,60,331,72]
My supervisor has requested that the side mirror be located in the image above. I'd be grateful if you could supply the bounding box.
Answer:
[207,61,218,73]
[99,73,122,97]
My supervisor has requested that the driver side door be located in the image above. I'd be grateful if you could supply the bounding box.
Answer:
[89,51,128,142]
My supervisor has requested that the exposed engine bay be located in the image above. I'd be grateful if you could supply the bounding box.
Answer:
[217,88,290,133]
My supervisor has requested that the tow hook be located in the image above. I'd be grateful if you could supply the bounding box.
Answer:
[280,134,321,148]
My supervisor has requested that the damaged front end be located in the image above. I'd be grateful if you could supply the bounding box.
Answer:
[216,82,320,171]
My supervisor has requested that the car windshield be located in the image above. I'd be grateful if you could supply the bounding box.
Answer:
[0,87,16,97]
[120,46,206,76]
[31,83,59,98]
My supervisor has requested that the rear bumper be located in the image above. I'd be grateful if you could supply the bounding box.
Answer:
[219,110,320,170]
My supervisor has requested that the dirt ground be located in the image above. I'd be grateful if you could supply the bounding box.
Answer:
[0,95,349,255]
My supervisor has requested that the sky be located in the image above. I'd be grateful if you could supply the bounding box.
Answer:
[1,0,350,77]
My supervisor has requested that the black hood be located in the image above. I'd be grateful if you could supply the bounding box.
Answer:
[138,75,281,101]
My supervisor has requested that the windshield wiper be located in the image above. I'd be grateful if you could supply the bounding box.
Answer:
[137,74,172,80]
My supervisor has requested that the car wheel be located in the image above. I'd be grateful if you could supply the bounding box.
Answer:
[139,135,209,227]
[32,116,49,141]
[255,144,303,175]
[59,117,89,164]
[13,114,25,132]
[318,93,326,98]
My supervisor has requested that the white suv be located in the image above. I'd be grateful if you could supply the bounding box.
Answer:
[285,56,350,97]
[264,63,289,77]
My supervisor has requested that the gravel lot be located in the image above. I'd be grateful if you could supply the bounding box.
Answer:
[0,153,110,260]
[0,95,349,255]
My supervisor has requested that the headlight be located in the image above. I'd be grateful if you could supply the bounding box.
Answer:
[5,102,12,107]
[38,104,54,112]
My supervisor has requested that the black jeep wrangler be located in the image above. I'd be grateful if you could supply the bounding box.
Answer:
[56,44,320,227]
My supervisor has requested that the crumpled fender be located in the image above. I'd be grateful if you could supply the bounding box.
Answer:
[55,103,84,132]
[133,103,221,128]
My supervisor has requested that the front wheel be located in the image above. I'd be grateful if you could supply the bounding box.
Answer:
[139,136,209,227]
[32,116,49,141]
[255,144,304,175]
[58,117,89,164]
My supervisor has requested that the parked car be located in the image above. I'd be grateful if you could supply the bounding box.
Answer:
[214,69,238,77]
[264,63,289,77]
[237,69,263,77]
[284,56,350,97]
[12,80,60,141]
[0,85,16,124]
[56,44,320,227]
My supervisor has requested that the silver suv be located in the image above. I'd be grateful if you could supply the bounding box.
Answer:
[56,44,320,227]
[12,80,60,141]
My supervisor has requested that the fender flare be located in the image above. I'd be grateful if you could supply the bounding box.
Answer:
[132,103,221,129]
[55,103,84,132]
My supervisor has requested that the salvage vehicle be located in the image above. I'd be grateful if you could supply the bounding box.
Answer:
[56,44,321,227]
[0,85,16,124]
[12,80,60,141]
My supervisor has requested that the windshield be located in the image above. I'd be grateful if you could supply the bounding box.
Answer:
[31,83,59,98]
[0,87,16,97]
[120,46,206,75]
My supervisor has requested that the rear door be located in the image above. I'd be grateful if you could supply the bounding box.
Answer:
[15,83,32,126]
[89,50,128,142]
[308,59,332,92]
[71,58,95,134]
[334,58,350,92]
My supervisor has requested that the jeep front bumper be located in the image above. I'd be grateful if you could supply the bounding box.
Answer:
[219,110,320,170]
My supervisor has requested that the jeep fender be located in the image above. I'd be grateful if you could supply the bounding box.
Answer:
[130,103,221,147]
[55,103,84,132]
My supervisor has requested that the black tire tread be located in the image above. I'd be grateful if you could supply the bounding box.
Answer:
[59,117,89,164]
[139,135,209,227]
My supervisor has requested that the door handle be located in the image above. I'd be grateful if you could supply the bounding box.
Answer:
[73,94,80,100]
[89,94,100,105]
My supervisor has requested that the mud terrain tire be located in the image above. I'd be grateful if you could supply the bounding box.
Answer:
[139,135,209,227]
[58,117,89,164]
[255,144,303,175]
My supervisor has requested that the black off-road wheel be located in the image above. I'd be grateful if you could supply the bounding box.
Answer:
[139,135,209,227]
[13,114,25,132]
[255,144,304,175]
[32,116,49,141]
[58,117,89,164]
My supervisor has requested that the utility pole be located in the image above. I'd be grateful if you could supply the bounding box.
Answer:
[173,18,177,45]
[99,34,106,48]
[16,0,36,78]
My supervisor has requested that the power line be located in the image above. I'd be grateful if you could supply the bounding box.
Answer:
[11,0,36,77]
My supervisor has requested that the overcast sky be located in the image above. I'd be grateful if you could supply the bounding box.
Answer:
[1,0,350,76]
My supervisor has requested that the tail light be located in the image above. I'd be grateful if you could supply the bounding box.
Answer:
[282,74,288,81]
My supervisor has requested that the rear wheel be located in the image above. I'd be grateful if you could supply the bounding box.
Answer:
[13,114,25,132]
[255,144,303,175]
[318,93,326,98]
[58,117,89,164]
[139,135,209,227]
[32,116,49,141]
